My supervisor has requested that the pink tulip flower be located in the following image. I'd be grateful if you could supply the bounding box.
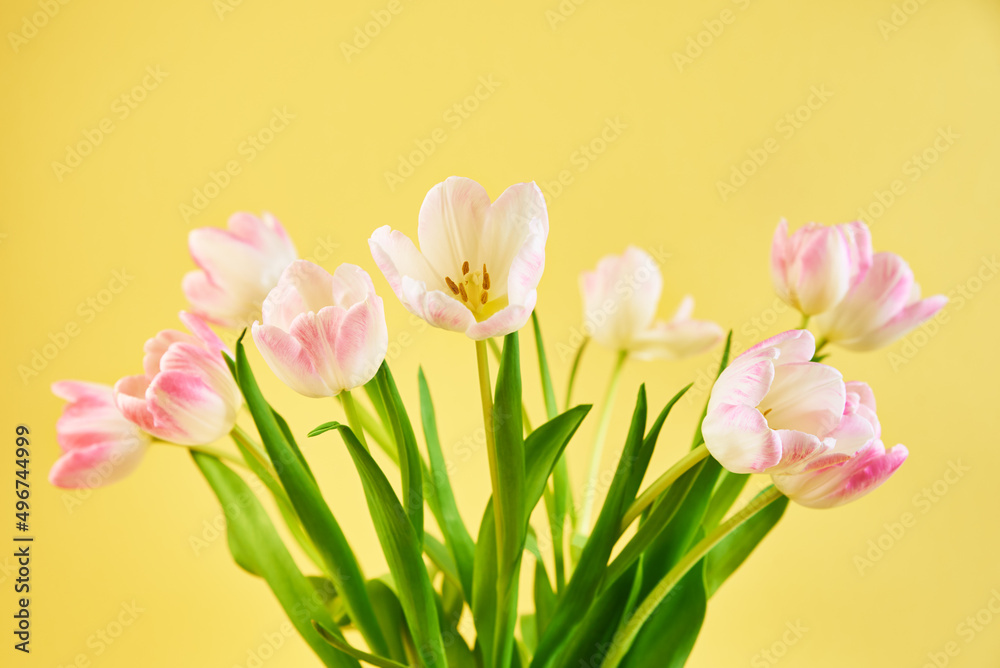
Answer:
[771,219,873,316]
[252,261,388,398]
[369,176,548,340]
[813,252,948,351]
[702,330,850,473]
[579,246,722,360]
[50,381,151,489]
[114,312,241,445]
[772,440,908,509]
[183,211,298,327]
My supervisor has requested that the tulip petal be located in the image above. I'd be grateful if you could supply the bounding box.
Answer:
[760,361,845,436]
[773,441,907,509]
[400,276,476,333]
[252,322,332,398]
[332,298,388,391]
[629,315,724,361]
[146,370,237,445]
[466,295,537,340]
[840,294,947,351]
[707,358,776,414]
[481,181,549,301]
[702,403,782,473]
[113,375,158,434]
[49,438,148,489]
[369,225,446,297]
[417,176,491,275]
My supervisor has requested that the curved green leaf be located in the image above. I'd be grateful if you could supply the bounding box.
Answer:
[191,452,358,668]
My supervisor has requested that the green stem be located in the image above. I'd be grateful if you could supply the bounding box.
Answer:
[618,443,710,534]
[475,340,507,562]
[578,349,628,533]
[602,486,785,668]
[564,336,590,410]
[230,424,275,474]
[799,313,810,329]
[812,337,830,361]
[340,390,370,453]
[161,439,246,469]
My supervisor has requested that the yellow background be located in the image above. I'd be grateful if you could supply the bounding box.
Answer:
[3,0,999,665]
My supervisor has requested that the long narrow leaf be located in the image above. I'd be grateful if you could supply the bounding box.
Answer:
[326,423,447,668]
[375,363,424,542]
[705,493,789,597]
[530,387,648,668]
[191,452,358,668]
[313,623,409,668]
[419,367,476,600]
[230,335,388,656]
[471,405,590,668]
[492,332,527,668]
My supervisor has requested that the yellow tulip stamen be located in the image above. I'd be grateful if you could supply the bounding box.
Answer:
[448,259,504,320]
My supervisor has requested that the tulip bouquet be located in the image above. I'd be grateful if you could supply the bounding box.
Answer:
[50,177,945,667]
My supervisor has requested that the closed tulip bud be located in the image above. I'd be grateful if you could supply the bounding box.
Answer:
[50,381,151,489]
[183,211,298,328]
[771,219,873,316]
[252,261,388,398]
[114,312,241,445]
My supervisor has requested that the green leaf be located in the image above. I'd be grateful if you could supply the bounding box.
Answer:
[530,387,648,668]
[531,312,559,421]
[313,622,409,668]
[492,332,527,668]
[618,559,706,668]
[604,460,704,587]
[418,367,476,600]
[325,423,447,668]
[702,471,750,531]
[533,558,557,639]
[532,312,570,591]
[375,363,424,542]
[472,404,590,668]
[423,532,462,593]
[230,334,388,657]
[705,492,788,597]
[366,579,409,664]
[191,452,358,668]
[551,560,641,668]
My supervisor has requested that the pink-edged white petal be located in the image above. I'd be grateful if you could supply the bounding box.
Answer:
[466,296,537,340]
[628,312,724,362]
[481,182,548,300]
[773,441,908,509]
[759,362,845,436]
[702,403,783,473]
[253,261,389,397]
[417,176,492,274]
[49,438,148,489]
[252,323,332,398]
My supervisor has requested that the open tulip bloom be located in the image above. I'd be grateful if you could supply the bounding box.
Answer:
[50,179,944,667]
